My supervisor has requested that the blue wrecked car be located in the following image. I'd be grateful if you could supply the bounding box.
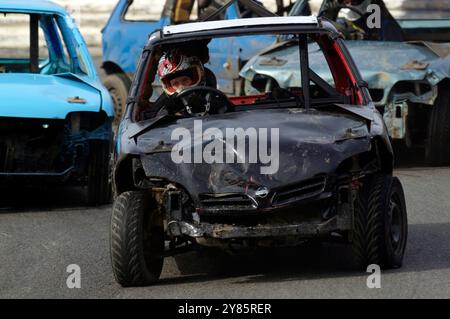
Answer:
[0,0,114,205]
[101,0,292,121]
[241,0,450,165]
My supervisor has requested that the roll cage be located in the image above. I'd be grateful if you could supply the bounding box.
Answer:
[126,17,371,123]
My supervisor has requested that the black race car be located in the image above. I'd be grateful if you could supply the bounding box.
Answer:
[110,15,408,287]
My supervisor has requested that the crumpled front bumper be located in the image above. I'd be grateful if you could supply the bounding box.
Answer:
[169,213,352,240]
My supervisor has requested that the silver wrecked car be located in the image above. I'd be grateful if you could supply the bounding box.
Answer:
[241,0,450,165]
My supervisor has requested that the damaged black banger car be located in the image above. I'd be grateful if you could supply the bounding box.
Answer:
[110,16,408,287]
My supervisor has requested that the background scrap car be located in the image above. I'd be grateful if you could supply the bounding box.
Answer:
[243,0,450,165]
[0,0,114,205]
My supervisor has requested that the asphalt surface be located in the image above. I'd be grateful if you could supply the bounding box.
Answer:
[1,159,450,299]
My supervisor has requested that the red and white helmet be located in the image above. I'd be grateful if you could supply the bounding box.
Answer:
[157,51,205,96]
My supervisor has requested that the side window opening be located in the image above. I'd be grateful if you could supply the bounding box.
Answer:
[124,0,166,22]
[0,13,51,74]
[0,13,31,61]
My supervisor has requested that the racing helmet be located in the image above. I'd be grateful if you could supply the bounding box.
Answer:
[342,0,371,22]
[157,51,206,96]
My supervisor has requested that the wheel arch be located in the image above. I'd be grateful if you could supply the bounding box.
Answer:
[336,137,394,176]
[113,154,136,196]
[102,61,128,76]
[373,136,394,174]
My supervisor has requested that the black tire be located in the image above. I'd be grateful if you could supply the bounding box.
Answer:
[87,139,111,206]
[426,89,450,166]
[103,73,131,124]
[110,191,164,287]
[352,174,408,270]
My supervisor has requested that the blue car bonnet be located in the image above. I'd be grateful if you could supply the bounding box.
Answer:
[0,74,102,119]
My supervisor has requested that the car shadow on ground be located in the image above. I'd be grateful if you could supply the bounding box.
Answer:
[159,243,363,285]
[393,142,427,168]
[0,186,107,213]
[154,222,450,286]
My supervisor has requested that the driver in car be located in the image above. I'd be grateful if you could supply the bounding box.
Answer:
[141,48,229,119]
[320,0,403,41]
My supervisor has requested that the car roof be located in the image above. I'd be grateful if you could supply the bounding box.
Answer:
[163,16,319,36]
[0,0,66,15]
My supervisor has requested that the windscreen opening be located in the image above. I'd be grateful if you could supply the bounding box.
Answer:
[132,31,361,123]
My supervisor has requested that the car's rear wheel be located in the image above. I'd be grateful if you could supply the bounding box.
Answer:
[103,73,131,124]
[426,89,450,166]
[110,191,164,287]
[352,174,408,270]
[87,139,111,206]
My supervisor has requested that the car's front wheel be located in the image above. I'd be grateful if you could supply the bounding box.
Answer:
[110,191,165,287]
[352,174,408,270]
[103,73,131,124]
